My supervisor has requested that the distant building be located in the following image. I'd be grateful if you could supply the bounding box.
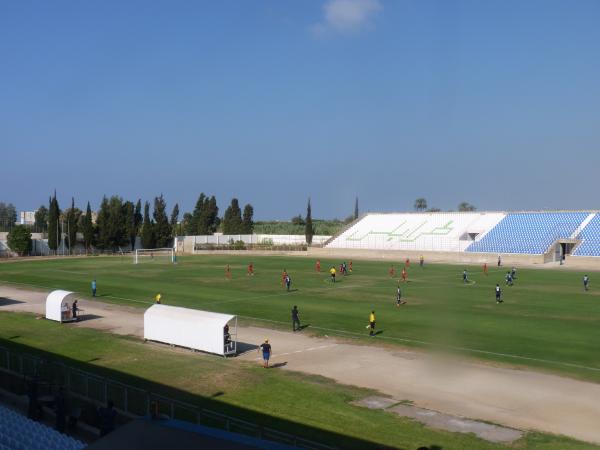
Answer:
[19,211,35,225]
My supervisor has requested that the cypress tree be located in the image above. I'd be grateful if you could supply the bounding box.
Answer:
[124,201,136,250]
[141,201,155,249]
[354,197,359,220]
[95,196,110,250]
[223,198,243,234]
[170,203,179,237]
[305,198,315,245]
[66,197,79,254]
[191,193,206,234]
[207,196,219,233]
[47,193,61,253]
[82,202,94,252]
[242,204,254,234]
[134,200,143,237]
[153,195,171,247]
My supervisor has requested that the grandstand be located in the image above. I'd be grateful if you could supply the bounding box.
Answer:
[573,214,600,256]
[324,211,600,260]
[325,212,505,252]
[466,212,591,254]
[0,404,85,450]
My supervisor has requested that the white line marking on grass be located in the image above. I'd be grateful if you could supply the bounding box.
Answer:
[103,295,152,305]
[254,344,338,360]
[240,315,600,373]
[0,280,152,306]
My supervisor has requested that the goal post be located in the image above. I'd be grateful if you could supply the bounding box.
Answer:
[134,248,175,264]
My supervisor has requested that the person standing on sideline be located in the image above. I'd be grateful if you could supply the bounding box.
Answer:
[584,274,590,291]
[72,300,79,321]
[495,284,503,303]
[259,339,272,368]
[419,255,424,268]
[368,311,376,336]
[91,279,97,297]
[497,255,502,267]
[292,305,301,331]
[330,266,336,283]
[316,260,321,272]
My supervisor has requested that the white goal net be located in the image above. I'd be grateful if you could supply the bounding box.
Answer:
[134,248,175,264]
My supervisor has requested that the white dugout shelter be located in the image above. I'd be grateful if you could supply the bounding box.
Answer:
[45,290,78,323]
[144,305,237,356]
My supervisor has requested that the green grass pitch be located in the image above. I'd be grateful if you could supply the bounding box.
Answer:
[1,254,599,381]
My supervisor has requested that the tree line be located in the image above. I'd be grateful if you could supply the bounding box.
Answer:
[27,192,255,254]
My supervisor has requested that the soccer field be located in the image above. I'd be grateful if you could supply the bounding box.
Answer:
[1,254,599,381]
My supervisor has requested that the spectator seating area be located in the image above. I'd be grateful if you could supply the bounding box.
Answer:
[326,211,600,256]
[0,404,85,450]
[573,214,600,257]
[326,212,506,252]
[466,212,590,254]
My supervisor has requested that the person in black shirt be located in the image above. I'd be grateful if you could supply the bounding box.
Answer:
[259,339,272,368]
[292,306,300,331]
[495,284,503,303]
[72,300,79,321]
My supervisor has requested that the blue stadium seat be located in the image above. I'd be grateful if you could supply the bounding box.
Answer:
[465,212,589,254]
[573,214,600,256]
[0,404,85,450]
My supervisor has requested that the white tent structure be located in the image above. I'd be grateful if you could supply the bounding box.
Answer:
[45,290,78,323]
[144,305,237,356]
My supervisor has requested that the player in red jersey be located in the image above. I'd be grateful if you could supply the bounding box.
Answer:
[389,265,396,277]
[401,267,408,283]
[247,262,254,276]
[316,260,321,272]
[282,269,288,287]
[405,258,410,268]
[483,262,488,275]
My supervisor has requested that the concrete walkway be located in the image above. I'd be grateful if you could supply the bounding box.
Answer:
[1,285,600,444]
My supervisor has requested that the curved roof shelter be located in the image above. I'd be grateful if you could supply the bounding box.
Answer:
[45,290,77,322]
[144,304,237,356]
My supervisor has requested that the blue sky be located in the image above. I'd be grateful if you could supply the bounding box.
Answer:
[1,0,599,219]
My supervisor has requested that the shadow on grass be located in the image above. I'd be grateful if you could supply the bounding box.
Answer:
[270,362,288,369]
[73,314,103,323]
[0,338,432,450]
[0,297,26,307]
[236,342,259,354]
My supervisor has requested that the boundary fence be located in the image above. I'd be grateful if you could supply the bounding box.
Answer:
[0,345,335,450]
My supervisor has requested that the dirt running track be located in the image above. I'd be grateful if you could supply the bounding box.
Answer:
[1,285,600,444]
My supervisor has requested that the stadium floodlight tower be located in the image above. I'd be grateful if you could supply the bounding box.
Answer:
[134,248,175,264]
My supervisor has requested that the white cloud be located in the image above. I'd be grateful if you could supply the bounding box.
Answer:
[311,0,382,35]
